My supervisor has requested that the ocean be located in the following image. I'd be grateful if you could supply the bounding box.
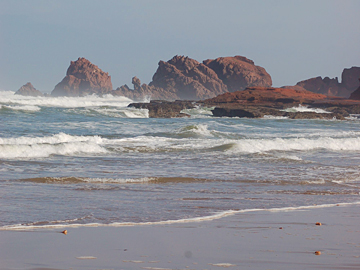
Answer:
[1,90,360,230]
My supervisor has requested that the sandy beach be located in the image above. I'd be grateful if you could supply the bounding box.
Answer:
[1,203,359,270]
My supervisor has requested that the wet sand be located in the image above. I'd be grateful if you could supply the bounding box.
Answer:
[1,204,360,270]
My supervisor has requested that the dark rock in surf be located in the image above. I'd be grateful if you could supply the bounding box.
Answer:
[128,100,195,118]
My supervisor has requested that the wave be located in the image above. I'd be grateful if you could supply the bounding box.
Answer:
[2,201,359,231]
[1,104,41,112]
[16,176,212,185]
[67,107,149,118]
[0,133,107,158]
[281,105,331,114]
[180,106,214,118]
[0,91,132,108]
[2,131,360,159]
[228,136,360,154]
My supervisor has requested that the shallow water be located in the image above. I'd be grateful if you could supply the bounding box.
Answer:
[1,91,360,229]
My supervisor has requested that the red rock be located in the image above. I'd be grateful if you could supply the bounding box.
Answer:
[296,76,348,97]
[203,56,272,92]
[150,55,228,100]
[51,58,113,97]
[342,67,360,91]
[203,87,327,105]
[349,78,360,100]
[15,82,43,97]
[115,55,228,101]
[295,67,360,98]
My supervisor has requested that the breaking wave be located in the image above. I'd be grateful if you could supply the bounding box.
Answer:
[1,104,41,112]
[1,131,360,159]
[281,105,331,114]
[0,91,132,108]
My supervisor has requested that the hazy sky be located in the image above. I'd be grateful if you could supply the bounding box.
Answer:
[0,0,359,93]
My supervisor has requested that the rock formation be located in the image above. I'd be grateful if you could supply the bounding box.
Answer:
[128,100,195,118]
[15,82,43,97]
[113,77,179,101]
[203,56,272,92]
[115,56,229,101]
[51,58,113,97]
[342,67,360,91]
[349,78,360,100]
[149,55,228,100]
[199,87,350,119]
[295,67,360,98]
[115,55,272,101]
[202,87,327,106]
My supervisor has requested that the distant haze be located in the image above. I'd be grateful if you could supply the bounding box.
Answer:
[0,0,359,93]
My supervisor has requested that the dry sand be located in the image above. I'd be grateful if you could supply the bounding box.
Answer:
[1,204,360,270]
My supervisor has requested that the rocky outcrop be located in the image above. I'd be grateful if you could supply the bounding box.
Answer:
[202,86,328,106]
[51,58,113,97]
[115,55,272,101]
[15,82,43,97]
[128,86,360,119]
[128,100,195,118]
[342,67,360,91]
[149,55,228,100]
[200,87,350,120]
[113,77,179,101]
[203,56,272,92]
[295,67,360,98]
[349,79,360,100]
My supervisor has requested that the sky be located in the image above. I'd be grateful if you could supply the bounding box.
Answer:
[0,0,359,93]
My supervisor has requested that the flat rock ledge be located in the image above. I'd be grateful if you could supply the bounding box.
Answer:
[211,105,346,120]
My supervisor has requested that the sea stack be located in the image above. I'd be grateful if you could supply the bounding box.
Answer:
[51,57,113,97]
[15,82,43,97]
[349,78,360,100]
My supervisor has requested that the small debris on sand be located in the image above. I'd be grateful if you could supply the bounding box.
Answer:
[315,251,321,255]
[315,222,322,226]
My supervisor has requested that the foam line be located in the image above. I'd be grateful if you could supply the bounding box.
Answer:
[2,201,359,231]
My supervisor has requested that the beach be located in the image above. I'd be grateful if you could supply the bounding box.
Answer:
[2,92,360,270]
[1,203,360,270]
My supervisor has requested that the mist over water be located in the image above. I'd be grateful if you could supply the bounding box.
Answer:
[1,91,360,230]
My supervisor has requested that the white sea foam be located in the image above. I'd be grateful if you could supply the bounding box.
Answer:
[180,106,214,118]
[0,91,132,108]
[0,133,108,158]
[2,105,41,112]
[263,115,289,119]
[281,105,331,114]
[176,124,213,137]
[229,136,360,154]
[2,201,359,231]
[0,142,107,158]
[93,107,149,118]
[81,177,156,184]
[2,131,360,159]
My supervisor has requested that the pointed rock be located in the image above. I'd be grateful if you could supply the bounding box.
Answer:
[51,57,113,97]
[15,82,43,97]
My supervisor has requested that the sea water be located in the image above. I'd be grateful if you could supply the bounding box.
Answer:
[1,90,360,230]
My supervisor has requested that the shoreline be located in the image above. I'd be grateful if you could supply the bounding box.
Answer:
[1,203,360,270]
[2,201,360,231]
